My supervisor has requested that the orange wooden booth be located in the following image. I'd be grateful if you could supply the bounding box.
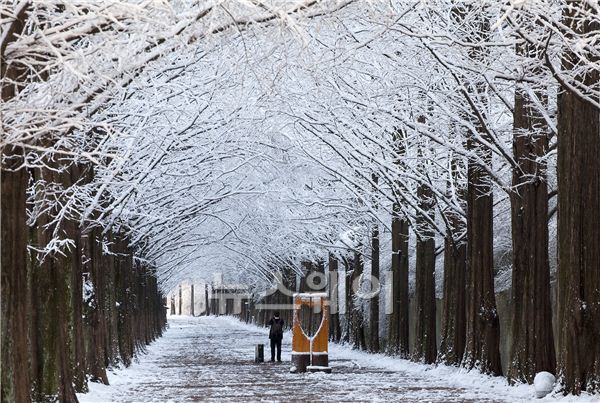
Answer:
[290,293,331,373]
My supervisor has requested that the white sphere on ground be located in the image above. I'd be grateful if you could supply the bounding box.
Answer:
[533,371,556,398]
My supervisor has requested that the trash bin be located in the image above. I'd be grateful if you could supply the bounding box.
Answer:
[255,344,264,363]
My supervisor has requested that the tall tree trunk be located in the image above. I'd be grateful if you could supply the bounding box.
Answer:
[439,157,467,366]
[508,44,555,383]
[205,284,210,315]
[556,3,600,394]
[28,162,81,402]
[68,184,87,393]
[116,239,134,367]
[190,283,195,316]
[55,247,78,402]
[388,207,410,357]
[31,167,59,401]
[328,254,341,343]
[413,181,437,364]
[104,232,120,367]
[369,215,380,352]
[350,252,367,350]
[1,149,31,403]
[453,2,502,376]
[1,9,31,402]
[86,227,109,384]
[439,232,466,365]
[463,141,502,375]
[178,284,183,315]
[388,128,410,357]
[342,256,352,343]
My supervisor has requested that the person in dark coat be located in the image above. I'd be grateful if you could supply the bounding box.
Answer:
[268,312,284,362]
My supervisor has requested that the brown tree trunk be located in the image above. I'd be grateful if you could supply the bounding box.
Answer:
[369,219,380,352]
[55,250,78,403]
[28,163,81,402]
[1,148,31,403]
[508,47,555,383]
[85,227,109,384]
[1,10,32,402]
[104,232,120,367]
[388,128,410,357]
[388,205,410,357]
[342,256,352,343]
[413,182,437,364]
[328,254,341,343]
[439,158,467,366]
[178,284,183,315]
[116,239,134,367]
[68,206,87,392]
[463,141,502,376]
[439,233,466,365]
[190,284,195,316]
[350,252,367,350]
[205,284,210,315]
[556,4,600,394]
[450,0,502,377]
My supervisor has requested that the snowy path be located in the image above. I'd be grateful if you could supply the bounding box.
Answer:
[78,316,541,402]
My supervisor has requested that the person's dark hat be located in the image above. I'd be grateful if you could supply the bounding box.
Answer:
[274,311,280,317]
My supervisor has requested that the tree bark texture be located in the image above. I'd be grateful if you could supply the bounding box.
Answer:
[388,207,410,357]
[464,143,503,376]
[350,252,367,350]
[556,4,600,394]
[1,147,31,403]
[509,49,555,383]
[414,182,437,364]
[328,255,342,343]
[369,219,380,353]
[439,232,466,366]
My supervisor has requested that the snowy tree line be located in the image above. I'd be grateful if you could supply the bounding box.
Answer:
[1,0,599,400]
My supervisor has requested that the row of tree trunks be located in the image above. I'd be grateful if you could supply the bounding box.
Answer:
[0,159,167,403]
[228,14,597,389]
[240,269,295,328]
[433,0,599,394]
[241,269,296,328]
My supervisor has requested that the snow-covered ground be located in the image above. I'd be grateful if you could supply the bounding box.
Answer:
[78,316,598,402]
